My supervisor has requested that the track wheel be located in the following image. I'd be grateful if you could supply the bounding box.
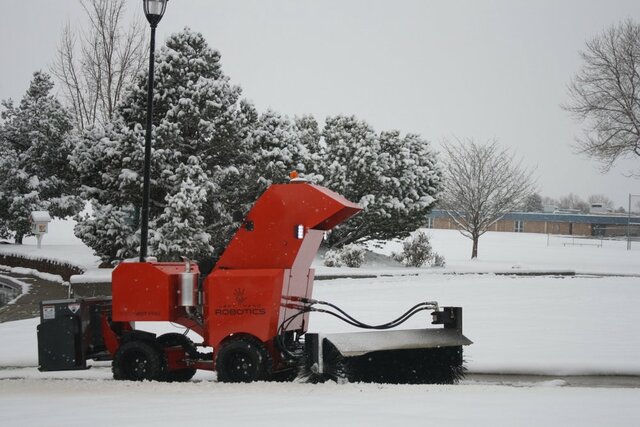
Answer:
[216,336,272,383]
[157,333,198,382]
[112,340,167,382]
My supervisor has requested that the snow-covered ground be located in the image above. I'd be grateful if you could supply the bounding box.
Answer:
[2,272,639,376]
[0,218,101,269]
[1,376,637,427]
[1,224,639,425]
[3,222,639,275]
[351,229,640,275]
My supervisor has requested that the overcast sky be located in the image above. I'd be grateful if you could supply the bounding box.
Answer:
[2,0,640,208]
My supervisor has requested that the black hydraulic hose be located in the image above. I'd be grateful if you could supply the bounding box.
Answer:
[286,296,437,327]
[313,300,436,329]
[310,306,431,330]
[277,309,311,359]
[277,300,436,359]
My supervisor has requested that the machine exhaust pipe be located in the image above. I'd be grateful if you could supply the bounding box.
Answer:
[179,257,198,307]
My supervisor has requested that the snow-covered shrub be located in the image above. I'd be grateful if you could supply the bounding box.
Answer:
[339,244,366,268]
[392,231,443,267]
[323,244,366,268]
[433,253,446,268]
[323,249,343,267]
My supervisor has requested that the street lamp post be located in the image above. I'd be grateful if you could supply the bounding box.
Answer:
[140,0,168,262]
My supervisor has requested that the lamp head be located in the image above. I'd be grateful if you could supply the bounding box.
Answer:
[143,0,168,27]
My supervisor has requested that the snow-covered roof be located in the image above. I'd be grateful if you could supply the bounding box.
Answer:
[30,211,51,222]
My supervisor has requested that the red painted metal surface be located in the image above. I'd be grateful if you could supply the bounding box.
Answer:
[109,181,361,372]
[111,261,204,336]
[216,182,361,269]
[203,269,286,349]
[204,183,361,350]
[165,346,190,371]
[100,314,132,356]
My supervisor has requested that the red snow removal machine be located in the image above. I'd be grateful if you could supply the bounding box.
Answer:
[37,180,471,384]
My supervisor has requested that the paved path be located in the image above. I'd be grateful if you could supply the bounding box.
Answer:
[0,367,638,389]
[0,273,69,323]
[464,373,640,389]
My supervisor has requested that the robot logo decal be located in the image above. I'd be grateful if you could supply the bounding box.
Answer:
[234,288,247,305]
[214,287,266,316]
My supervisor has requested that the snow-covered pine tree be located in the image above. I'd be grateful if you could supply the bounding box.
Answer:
[74,203,140,262]
[295,115,322,161]
[0,71,81,243]
[375,131,441,240]
[72,28,251,264]
[243,110,310,202]
[0,148,39,242]
[313,116,441,247]
[150,157,214,260]
[294,115,324,181]
[119,28,246,169]
[70,121,147,261]
[318,115,382,246]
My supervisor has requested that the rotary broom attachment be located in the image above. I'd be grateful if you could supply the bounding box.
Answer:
[279,297,472,384]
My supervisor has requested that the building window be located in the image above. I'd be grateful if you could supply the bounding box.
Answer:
[514,220,524,233]
[426,217,434,229]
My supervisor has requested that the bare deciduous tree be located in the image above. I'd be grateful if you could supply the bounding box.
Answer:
[521,192,543,212]
[440,138,536,259]
[51,0,146,129]
[588,194,615,209]
[542,196,559,208]
[564,19,640,175]
[559,193,590,213]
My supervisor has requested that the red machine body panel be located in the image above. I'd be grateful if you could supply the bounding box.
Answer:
[201,182,360,348]
[109,181,362,374]
[203,269,287,349]
[111,262,200,323]
[216,182,360,270]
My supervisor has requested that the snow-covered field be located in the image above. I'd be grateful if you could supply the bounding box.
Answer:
[3,223,640,276]
[1,225,639,425]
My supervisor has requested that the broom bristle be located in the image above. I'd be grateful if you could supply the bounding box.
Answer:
[297,341,466,384]
[295,338,347,383]
[341,345,466,384]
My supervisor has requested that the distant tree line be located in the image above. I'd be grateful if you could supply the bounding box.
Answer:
[520,193,625,214]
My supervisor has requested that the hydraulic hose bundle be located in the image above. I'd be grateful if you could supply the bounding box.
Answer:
[278,297,440,359]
